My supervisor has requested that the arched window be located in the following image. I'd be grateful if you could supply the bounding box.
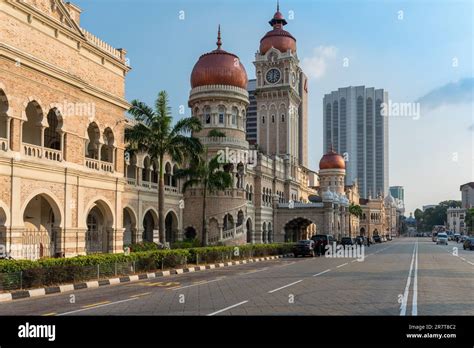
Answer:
[172,164,179,187]
[281,114,285,122]
[44,108,62,150]
[262,115,265,124]
[0,89,9,143]
[218,106,225,124]
[204,106,211,124]
[101,127,115,163]
[271,114,275,123]
[231,107,238,126]
[164,162,172,186]
[86,122,100,159]
[142,157,151,182]
[23,101,43,146]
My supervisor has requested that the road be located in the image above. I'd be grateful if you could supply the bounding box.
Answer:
[0,237,472,316]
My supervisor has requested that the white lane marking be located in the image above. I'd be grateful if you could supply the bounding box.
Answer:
[268,280,303,294]
[207,300,249,316]
[351,260,357,263]
[171,278,223,290]
[336,263,348,268]
[412,240,419,316]
[400,241,417,316]
[57,297,138,316]
[313,269,331,277]
[238,267,269,275]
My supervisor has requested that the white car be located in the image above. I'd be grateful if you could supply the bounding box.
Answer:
[436,233,448,245]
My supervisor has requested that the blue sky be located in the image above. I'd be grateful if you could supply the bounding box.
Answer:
[74,0,473,214]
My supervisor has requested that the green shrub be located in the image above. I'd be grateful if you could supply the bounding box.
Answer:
[0,243,294,289]
[171,238,201,249]
[128,241,160,252]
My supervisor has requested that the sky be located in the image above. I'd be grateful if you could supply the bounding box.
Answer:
[73,0,473,214]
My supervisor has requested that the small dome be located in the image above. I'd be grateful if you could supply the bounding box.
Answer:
[322,188,334,202]
[319,147,346,170]
[191,26,247,89]
[259,5,296,55]
[385,194,395,206]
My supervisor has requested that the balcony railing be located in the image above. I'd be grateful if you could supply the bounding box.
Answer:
[44,148,62,162]
[0,137,7,151]
[85,158,113,173]
[23,143,43,159]
[127,178,136,185]
[22,144,62,162]
[165,186,179,194]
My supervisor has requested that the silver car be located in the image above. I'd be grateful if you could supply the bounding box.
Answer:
[436,233,448,245]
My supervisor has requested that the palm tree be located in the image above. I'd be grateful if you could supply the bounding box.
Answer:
[349,203,363,237]
[175,153,233,246]
[126,91,202,244]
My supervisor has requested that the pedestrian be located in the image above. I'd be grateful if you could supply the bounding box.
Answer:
[367,237,370,247]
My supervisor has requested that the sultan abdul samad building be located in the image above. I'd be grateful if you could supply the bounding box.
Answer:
[0,0,398,260]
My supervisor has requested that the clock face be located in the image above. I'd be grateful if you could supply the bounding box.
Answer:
[266,68,281,84]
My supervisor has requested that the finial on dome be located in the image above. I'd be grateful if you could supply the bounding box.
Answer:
[277,0,280,12]
[216,24,222,50]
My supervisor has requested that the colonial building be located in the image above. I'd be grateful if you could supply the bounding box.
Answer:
[446,207,466,234]
[0,1,397,260]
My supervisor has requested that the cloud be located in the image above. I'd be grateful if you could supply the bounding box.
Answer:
[301,46,337,79]
[417,78,474,111]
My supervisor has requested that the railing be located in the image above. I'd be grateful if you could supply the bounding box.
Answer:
[85,158,114,173]
[277,202,324,209]
[80,28,123,60]
[23,143,43,159]
[23,144,62,162]
[235,224,244,235]
[21,230,55,260]
[165,186,178,194]
[200,136,249,149]
[141,182,150,189]
[222,227,234,240]
[127,178,136,185]
[208,234,220,244]
[0,137,7,151]
[151,183,158,190]
[44,148,62,162]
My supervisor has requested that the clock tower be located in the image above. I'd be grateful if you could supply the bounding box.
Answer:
[254,4,307,173]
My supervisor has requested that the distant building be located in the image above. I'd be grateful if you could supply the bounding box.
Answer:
[390,186,404,202]
[245,79,257,145]
[423,204,437,211]
[460,182,474,209]
[447,207,466,234]
[323,86,389,199]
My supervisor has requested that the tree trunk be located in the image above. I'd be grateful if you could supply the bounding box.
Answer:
[201,183,208,247]
[158,154,166,245]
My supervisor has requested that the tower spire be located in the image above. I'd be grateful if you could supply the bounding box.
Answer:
[216,24,222,50]
[277,0,280,12]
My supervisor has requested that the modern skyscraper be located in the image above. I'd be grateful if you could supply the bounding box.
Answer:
[390,186,404,202]
[323,86,389,198]
[246,79,257,145]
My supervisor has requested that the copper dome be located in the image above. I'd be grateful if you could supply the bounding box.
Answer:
[319,147,346,170]
[259,6,296,54]
[191,26,247,89]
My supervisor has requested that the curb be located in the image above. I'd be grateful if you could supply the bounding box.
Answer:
[0,254,293,302]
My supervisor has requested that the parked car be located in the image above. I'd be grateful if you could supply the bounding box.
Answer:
[463,237,474,250]
[373,235,382,243]
[355,236,367,246]
[436,233,448,245]
[446,231,454,241]
[293,240,315,257]
[340,237,355,248]
[459,235,469,243]
[311,234,336,255]
[454,233,461,242]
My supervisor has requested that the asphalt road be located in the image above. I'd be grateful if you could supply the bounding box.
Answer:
[0,237,472,316]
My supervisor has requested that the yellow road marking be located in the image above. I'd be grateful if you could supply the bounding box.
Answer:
[42,312,57,316]
[130,292,151,298]
[81,301,111,308]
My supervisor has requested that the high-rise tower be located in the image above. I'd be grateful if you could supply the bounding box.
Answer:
[254,5,308,175]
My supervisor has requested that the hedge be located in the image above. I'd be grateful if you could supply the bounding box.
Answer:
[0,243,295,289]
